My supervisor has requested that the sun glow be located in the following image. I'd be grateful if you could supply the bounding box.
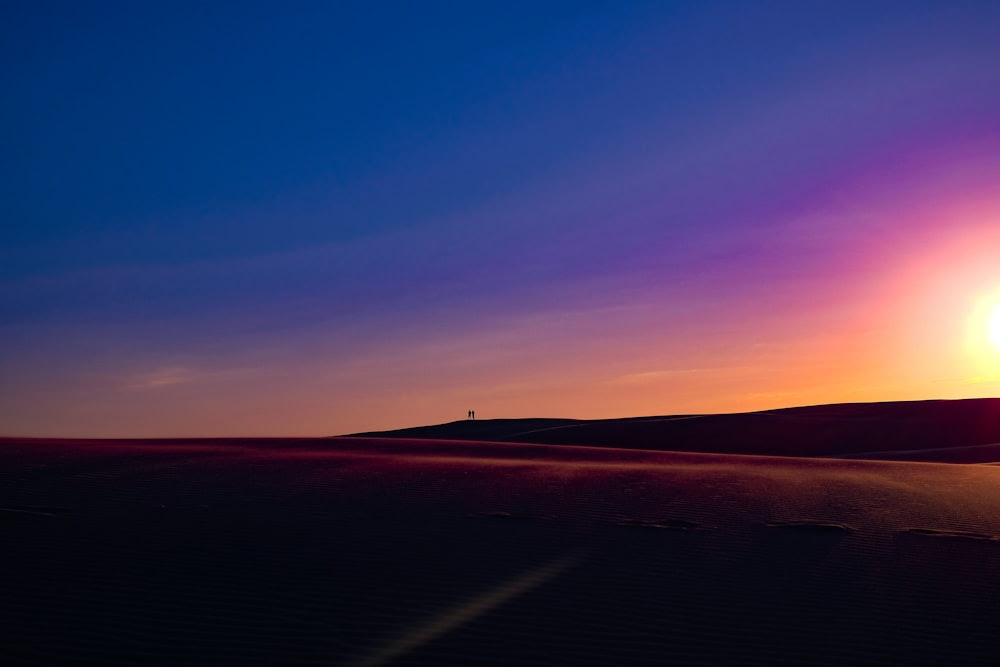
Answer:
[989,304,1000,352]
[965,288,1000,383]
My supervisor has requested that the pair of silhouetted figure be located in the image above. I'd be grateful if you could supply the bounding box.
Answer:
[467,410,475,420]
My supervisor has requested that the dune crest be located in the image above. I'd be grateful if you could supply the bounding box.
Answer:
[352,398,1000,462]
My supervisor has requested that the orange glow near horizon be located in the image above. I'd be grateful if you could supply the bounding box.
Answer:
[3,202,999,438]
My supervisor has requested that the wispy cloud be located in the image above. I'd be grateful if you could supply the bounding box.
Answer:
[122,365,259,390]
[608,366,763,386]
[124,367,197,389]
[609,369,711,385]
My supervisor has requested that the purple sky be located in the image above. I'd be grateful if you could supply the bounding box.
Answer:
[2,1,1000,436]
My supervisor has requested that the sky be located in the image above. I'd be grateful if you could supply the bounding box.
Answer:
[2,0,1000,437]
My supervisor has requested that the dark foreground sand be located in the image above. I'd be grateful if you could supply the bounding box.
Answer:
[3,435,1000,665]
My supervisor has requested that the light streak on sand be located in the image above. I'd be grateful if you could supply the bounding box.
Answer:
[349,552,583,666]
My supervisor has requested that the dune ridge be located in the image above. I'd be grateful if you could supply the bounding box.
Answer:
[351,398,1000,462]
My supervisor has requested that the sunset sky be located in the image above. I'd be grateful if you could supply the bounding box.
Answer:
[3,1,1000,437]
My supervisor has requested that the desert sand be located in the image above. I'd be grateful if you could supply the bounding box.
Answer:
[4,399,1000,665]
[356,398,1000,462]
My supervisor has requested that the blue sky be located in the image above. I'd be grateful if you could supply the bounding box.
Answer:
[3,1,1000,435]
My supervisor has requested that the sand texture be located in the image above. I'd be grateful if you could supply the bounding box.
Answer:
[4,427,1000,665]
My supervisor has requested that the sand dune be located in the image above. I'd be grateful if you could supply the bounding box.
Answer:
[4,430,1000,665]
[354,398,1000,462]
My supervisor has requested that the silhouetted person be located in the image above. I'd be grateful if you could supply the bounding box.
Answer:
[467,410,473,420]
[471,410,475,420]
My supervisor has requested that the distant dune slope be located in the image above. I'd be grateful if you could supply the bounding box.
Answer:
[352,417,583,442]
[349,398,1000,463]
